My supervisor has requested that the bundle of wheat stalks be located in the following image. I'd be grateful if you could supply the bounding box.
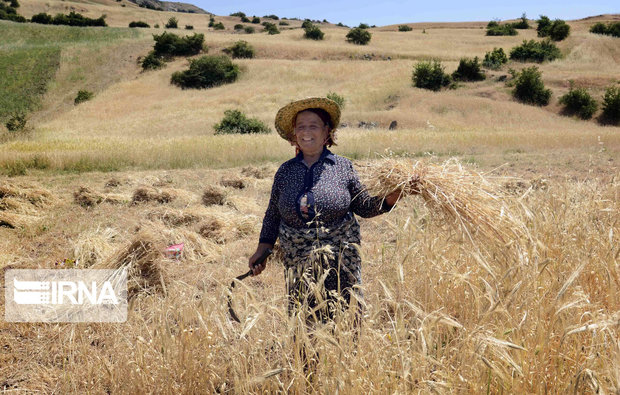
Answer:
[360,157,529,247]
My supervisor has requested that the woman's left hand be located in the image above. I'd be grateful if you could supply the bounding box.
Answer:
[384,189,402,206]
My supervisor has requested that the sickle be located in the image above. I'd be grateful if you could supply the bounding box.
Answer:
[227,248,272,323]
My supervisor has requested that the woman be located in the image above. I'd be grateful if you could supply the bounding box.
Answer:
[249,97,405,323]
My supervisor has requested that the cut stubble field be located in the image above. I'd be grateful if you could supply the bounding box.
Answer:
[0,6,619,394]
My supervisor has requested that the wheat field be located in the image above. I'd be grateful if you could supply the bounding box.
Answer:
[0,1,619,393]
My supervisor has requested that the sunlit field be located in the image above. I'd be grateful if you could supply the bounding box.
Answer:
[0,1,619,392]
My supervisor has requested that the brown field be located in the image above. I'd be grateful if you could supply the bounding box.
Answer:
[0,1,619,393]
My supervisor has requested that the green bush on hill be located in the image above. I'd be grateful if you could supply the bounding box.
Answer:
[346,27,371,45]
[590,22,620,37]
[263,14,279,20]
[165,17,178,28]
[230,12,245,18]
[5,112,26,131]
[482,47,508,69]
[511,13,530,29]
[185,25,193,30]
[537,16,570,41]
[244,26,255,34]
[412,60,451,91]
[326,92,345,109]
[74,90,93,105]
[129,21,150,28]
[301,20,313,29]
[304,24,324,40]
[358,23,370,29]
[398,25,412,32]
[263,22,279,34]
[152,32,204,57]
[223,40,254,58]
[213,22,225,30]
[171,55,239,89]
[0,0,25,23]
[214,110,271,135]
[559,85,598,120]
[601,86,620,124]
[240,16,250,23]
[279,21,289,26]
[29,11,106,27]
[509,39,561,62]
[141,51,165,70]
[251,16,260,24]
[512,66,551,106]
[452,57,485,81]
[486,23,517,36]
[234,24,244,30]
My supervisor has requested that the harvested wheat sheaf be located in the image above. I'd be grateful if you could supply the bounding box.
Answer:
[202,185,227,206]
[360,157,529,246]
[220,176,246,189]
[241,165,272,179]
[132,186,175,204]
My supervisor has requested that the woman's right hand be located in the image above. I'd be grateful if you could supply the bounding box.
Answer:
[249,243,273,276]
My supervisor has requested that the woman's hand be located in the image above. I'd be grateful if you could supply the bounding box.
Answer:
[384,175,421,206]
[249,243,273,276]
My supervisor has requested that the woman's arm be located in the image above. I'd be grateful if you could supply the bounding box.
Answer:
[251,170,282,275]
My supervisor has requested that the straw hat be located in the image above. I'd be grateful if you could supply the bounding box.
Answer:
[274,97,341,142]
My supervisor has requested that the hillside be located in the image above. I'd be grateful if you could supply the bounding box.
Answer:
[0,3,619,394]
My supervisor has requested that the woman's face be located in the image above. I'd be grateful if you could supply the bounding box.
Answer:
[294,111,330,156]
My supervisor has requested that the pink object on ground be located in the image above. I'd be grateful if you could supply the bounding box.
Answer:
[164,243,184,259]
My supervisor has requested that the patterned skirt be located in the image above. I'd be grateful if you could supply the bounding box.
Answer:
[278,215,363,323]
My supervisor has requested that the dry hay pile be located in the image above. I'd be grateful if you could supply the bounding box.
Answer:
[241,165,272,179]
[202,185,227,206]
[132,186,175,204]
[94,229,165,299]
[197,212,258,244]
[74,186,128,207]
[0,180,55,228]
[146,206,213,227]
[360,157,529,249]
[72,226,120,267]
[220,176,247,189]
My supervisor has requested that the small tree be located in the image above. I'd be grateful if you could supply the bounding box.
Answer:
[548,20,570,41]
[141,51,165,70]
[244,26,255,34]
[482,47,508,69]
[214,110,271,134]
[165,17,178,28]
[263,22,279,34]
[452,57,485,81]
[559,85,598,119]
[213,22,225,30]
[486,24,517,36]
[512,13,530,29]
[346,27,371,45]
[326,92,345,109]
[304,24,324,40]
[601,86,620,124]
[512,66,551,106]
[412,60,451,91]
[398,25,412,32]
[509,39,561,63]
[74,90,94,105]
[171,55,240,89]
[129,21,150,28]
[358,23,369,29]
[537,15,551,37]
[234,24,244,30]
[223,40,254,58]
[251,16,260,24]
[301,20,313,29]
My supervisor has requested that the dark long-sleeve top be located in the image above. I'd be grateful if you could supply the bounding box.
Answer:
[259,148,392,245]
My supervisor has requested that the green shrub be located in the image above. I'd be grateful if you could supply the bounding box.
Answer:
[165,17,178,28]
[171,55,239,89]
[0,0,25,23]
[601,86,620,124]
[589,22,620,37]
[29,11,105,26]
[452,57,485,81]
[301,20,313,29]
[326,92,345,109]
[536,15,551,36]
[511,13,530,29]
[214,110,271,134]
[154,23,159,28]
[152,32,204,57]
[346,27,371,45]
[213,22,225,30]
[487,20,499,28]
[141,51,165,70]
[398,25,412,32]
[279,21,289,26]
[185,25,193,30]
[482,47,508,69]
[358,23,369,29]
[251,16,260,24]
[244,26,255,34]
[336,22,345,27]
[5,112,26,131]
[129,21,149,28]
[234,24,244,30]
[263,22,279,34]
[559,85,598,119]
[512,66,551,105]
[509,39,561,62]
[486,24,517,36]
[74,90,93,105]
[412,60,451,91]
[537,16,570,40]
[548,20,570,41]
[30,12,52,24]
[230,11,245,17]
[240,16,250,23]
[223,40,254,59]
[304,25,324,40]
[263,14,279,20]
